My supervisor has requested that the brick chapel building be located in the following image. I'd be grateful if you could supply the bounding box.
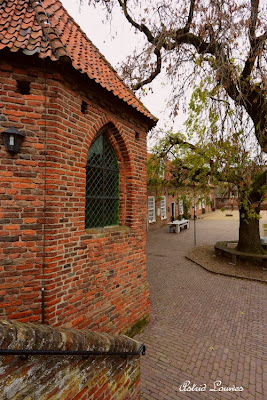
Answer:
[0,0,157,334]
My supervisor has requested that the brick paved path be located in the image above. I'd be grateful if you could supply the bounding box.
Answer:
[137,219,267,400]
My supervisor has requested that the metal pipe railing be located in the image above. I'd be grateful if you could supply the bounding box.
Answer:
[0,344,146,357]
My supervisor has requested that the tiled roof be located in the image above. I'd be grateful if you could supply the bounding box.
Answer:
[0,0,157,122]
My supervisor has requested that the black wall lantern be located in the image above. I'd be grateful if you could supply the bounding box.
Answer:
[1,127,25,154]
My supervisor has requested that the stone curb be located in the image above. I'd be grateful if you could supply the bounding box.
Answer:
[185,255,267,285]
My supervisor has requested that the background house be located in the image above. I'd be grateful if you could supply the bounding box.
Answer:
[215,183,239,211]
[215,175,267,211]
[147,154,216,231]
[147,186,216,230]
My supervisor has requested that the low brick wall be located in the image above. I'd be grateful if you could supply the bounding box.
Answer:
[0,320,142,399]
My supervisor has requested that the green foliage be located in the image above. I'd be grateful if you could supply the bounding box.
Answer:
[124,315,149,338]
[148,76,266,246]
[147,155,166,191]
[149,78,266,230]
[185,81,267,223]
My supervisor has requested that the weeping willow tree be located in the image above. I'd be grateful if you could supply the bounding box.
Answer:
[187,83,267,254]
[150,82,267,254]
[88,0,266,152]
[86,0,267,253]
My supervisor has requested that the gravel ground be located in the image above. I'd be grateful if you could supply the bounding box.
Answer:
[187,246,267,283]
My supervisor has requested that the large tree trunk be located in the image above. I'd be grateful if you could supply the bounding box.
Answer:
[237,205,265,254]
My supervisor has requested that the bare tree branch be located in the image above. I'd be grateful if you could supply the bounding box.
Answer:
[185,0,196,32]
[241,29,267,81]
[116,0,164,89]
[249,0,259,45]
[117,0,155,43]
[132,47,162,90]
[111,0,267,152]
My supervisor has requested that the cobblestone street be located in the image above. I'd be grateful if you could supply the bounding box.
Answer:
[137,215,267,399]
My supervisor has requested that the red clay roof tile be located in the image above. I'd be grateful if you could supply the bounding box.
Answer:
[0,0,156,122]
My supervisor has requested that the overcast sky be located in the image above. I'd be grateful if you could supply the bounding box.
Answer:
[61,0,185,141]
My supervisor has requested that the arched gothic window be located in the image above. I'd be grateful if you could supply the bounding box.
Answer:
[85,134,120,228]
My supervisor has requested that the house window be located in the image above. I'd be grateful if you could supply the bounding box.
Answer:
[148,196,156,223]
[159,159,165,179]
[171,202,175,220]
[160,196,167,219]
[198,196,202,210]
[179,200,184,215]
[85,134,120,228]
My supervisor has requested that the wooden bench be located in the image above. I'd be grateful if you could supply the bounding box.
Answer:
[167,219,189,233]
[215,241,267,267]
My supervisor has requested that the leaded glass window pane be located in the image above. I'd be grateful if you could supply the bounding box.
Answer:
[86,135,120,228]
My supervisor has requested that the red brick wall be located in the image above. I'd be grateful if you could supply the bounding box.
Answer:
[0,54,150,333]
